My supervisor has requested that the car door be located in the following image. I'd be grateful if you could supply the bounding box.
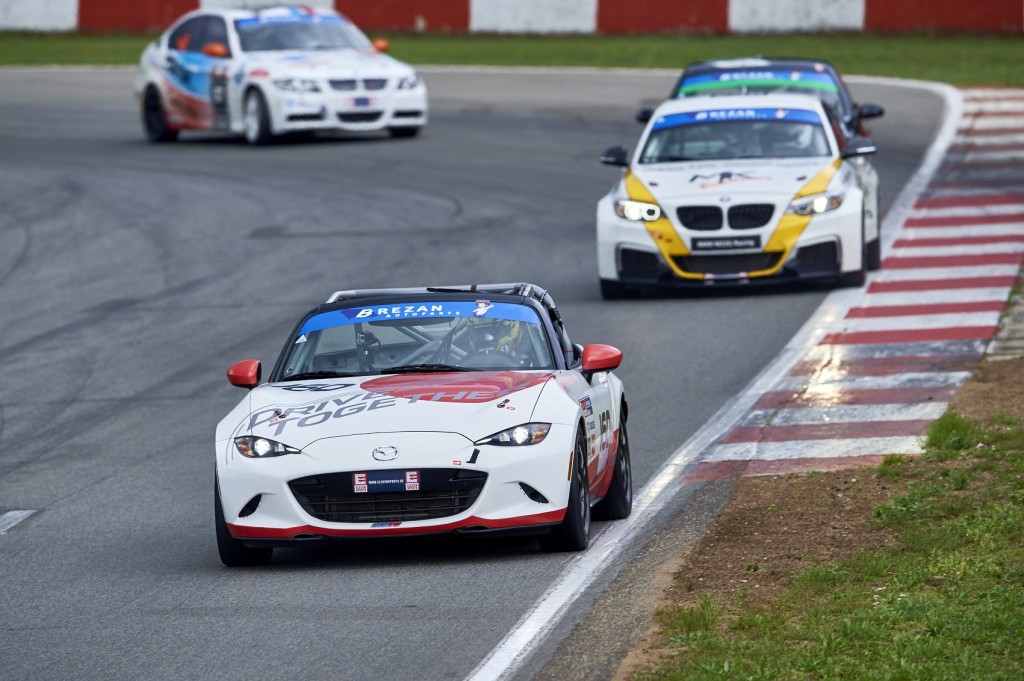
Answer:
[164,14,230,130]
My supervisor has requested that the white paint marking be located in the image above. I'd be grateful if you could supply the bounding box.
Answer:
[775,371,971,392]
[902,224,1024,239]
[908,202,1024,217]
[464,77,962,681]
[841,312,1001,332]
[960,115,1024,129]
[963,100,1024,114]
[743,402,949,427]
[890,243,1024,256]
[705,436,926,461]
[874,264,1020,281]
[954,133,1024,145]
[0,510,36,534]
[865,288,1012,306]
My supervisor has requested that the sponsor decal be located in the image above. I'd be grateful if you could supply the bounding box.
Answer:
[351,96,375,107]
[653,108,820,131]
[371,522,401,528]
[473,300,493,317]
[351,470,421,494]
[250,391,398,435]
[295,334,307,344]
[579,396,593,416]
[693,236,762,251]
[278,382,353,392]
[678,70,838,96]
[362,371,552,405]
[689,171,771,189]
[453,460,462,466]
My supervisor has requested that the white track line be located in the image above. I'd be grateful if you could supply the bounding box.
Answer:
[743,403,949,426]
[705,436,926,461]
[873,265,1021,281]
[864,288,1011,306]
[0,510,36,534]
[463,77,963,681]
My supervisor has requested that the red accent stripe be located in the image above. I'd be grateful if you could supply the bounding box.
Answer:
[682,460,748,483]
[790,354,978,376]
[744,455,890,477]
[893,235,1024,248]
[914,194,1024,209]
[722,420,932,444]
[846,301,1005,318]
[882,253,1024,269]
[905,212,1024,227]
[868,276,1017,293]
[821,326,998,345]
[754,386,958,409]
[228,508,566,539]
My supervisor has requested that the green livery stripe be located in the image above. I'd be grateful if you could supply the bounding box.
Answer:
[679,79,839,95]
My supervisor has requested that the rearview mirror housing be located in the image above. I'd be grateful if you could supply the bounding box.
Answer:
[227,359,261,390]
[600,145,629,167]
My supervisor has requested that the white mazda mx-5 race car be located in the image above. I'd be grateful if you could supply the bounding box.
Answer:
[134,4,427,145]
[215,284,631,566]
[597,93,880,297]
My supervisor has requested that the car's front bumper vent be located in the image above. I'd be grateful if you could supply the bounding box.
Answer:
[673,252,782,275]
[363,78,388,91]
[338,112,383,123]
[329,79,357,91]
[289,469,487,523]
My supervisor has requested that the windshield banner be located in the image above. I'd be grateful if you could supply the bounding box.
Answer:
[299,301,540,335]
[652,108,820,131]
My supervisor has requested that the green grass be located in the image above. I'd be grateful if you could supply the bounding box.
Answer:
[2,31,1024,86]
[638,414,1024,681]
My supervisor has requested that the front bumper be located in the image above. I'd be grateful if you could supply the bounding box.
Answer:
[265,85,428,133]
[596,193,862,289]
[217,428,573,541]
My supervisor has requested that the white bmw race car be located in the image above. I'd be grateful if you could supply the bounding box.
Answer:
[134,4,427,145]
[597,93,880,297]
[215,284,631,566]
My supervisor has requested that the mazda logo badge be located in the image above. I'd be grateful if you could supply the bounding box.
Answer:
[372,446,399,461]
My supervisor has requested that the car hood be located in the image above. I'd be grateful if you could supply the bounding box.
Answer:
[631,157,835,201]
[240,371,555,449]
[243,49,412,78]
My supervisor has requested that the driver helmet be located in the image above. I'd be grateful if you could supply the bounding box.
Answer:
[469,318,524,356]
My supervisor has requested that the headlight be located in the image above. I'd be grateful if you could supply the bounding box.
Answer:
[787,192,844,216]
[475,423,551,447]
[272,78,321,93]
[396,73,420,90]
[234,436,300,458]
[614,199,662,222]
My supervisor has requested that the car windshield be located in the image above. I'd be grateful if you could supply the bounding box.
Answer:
[678,69,845,117]
[235,14,372,52]
[279,301,555,379]
[640,108,832,163]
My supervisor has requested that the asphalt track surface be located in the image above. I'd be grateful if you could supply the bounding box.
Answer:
[0,67,941,681]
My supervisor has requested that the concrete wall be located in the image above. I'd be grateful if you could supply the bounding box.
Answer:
[6,0,1022,33]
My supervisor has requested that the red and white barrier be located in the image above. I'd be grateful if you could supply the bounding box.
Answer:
[4,0,1021,33]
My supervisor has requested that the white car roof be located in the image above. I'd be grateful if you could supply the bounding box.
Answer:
[650,92,828,119]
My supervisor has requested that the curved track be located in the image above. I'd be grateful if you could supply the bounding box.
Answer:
[0,67,942,680]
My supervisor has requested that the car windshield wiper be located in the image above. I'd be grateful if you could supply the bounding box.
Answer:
[281,370,359,382]
[381,364,481,374]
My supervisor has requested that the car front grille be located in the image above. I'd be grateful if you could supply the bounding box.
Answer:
[363,78,388,91]
[338,112,383,123]
[727,204,775,229]
[676,205,723,231]
[673,252,782,275]
[329,79,357,91]
[289,469,487,523]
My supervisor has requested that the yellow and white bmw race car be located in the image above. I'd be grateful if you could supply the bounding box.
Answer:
[597,93,879,297]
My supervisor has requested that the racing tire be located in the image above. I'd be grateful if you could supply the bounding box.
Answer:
[142,85,178,143]
[388,126,421,139]
[539,427,591,552]
[599,279,636,300]
[594,414,632,521]
[243,89,273,146]
[215,478,273,567]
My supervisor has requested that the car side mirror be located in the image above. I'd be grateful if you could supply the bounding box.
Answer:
[227,359,261,390]
[856,102,885,120]
[202,42,230,59]
[581,344,623,377]
[372,37,390,53]
[842,135,877,158]
[600,145,629,167]
[635,107,653,124]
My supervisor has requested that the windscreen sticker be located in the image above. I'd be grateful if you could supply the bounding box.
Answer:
[679,70,838,95]
[652,108,820,131]
[299,301,540,335]
[235,13,345,29]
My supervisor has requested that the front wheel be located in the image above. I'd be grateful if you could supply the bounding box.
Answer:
[539,427,591,552]
[142,85,178,143]
[243,89,273,146]
[215,478,273,567]
[594,415,632,520]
